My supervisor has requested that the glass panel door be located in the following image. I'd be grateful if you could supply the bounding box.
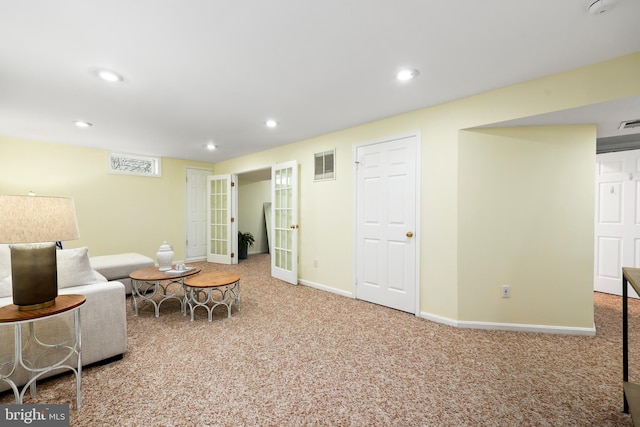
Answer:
[271,161,298,284]
[207,174,237,264]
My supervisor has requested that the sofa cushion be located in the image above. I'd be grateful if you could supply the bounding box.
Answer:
[57,246,103,289]
[90,253,155,280]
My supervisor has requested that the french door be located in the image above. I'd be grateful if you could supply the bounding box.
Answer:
[207,174,238,264]
[271,161,298,284]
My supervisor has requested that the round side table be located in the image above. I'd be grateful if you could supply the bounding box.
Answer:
[0,294,86,408]
[183,272,240,321]
[129,266,201,317]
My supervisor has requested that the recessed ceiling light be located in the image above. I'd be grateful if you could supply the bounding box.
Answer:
[73,120,93,128]
[206,142,216,151]
[96,69,124,83]
[265,119,278,128]
[588,0,619,14]
[397,68,420,81]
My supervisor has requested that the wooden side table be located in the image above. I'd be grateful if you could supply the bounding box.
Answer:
[0,294,86,408]
[183,272,240,321]
[129,266,201,317]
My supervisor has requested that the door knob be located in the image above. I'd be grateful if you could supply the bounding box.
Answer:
[406,231,413,238]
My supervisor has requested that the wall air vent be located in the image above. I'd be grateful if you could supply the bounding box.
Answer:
[619,119,640,130]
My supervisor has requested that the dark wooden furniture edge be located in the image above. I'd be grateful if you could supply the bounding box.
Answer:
[622,267,640,422]
[625,381,640,426]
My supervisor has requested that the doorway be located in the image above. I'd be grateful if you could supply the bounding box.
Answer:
[236,164,299,286]
[237,167,272,256]
[595,149,640,297]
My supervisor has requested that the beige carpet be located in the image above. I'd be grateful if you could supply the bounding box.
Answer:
[1,253,638,426]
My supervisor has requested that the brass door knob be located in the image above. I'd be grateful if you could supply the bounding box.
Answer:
[406,231,413,238]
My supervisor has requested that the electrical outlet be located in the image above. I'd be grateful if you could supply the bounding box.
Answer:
[501,285,510,298]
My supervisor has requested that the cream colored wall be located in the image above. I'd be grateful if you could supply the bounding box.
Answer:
[213,52,640,328]
[458,126,596,327]
[214,140,356,289]
[0,136,214,262]
[237,179,270,254]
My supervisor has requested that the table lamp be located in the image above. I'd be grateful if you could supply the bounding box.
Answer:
[0,194,80,310]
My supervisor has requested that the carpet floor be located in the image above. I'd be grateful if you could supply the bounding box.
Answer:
[1,253,639,426]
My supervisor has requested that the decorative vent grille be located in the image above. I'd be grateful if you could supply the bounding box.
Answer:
[109,152,161,177]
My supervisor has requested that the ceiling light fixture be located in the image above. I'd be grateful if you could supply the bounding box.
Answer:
[587,0,619,14]
[73,120,93,128]
[206,142,216,151]
[265,119,278,128]
[96,69,124,83]
[397,68,420,81]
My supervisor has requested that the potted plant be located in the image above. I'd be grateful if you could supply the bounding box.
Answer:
[238,231,255,260]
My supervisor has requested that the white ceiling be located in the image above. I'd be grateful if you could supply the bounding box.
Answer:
[483,95,640,148]
[1,0,639,163]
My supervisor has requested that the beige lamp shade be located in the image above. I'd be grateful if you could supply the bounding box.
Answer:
[0,195,80,243]
[0,194,80,310]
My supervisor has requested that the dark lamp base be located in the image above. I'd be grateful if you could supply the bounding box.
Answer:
[18,299,56,311]
[10,243,58,311]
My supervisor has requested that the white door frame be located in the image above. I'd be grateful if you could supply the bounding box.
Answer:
[353,131,421,315]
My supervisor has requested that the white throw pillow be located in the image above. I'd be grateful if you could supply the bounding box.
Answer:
[0,244,11,298]
[93,271,108,282]
[57,246,101,289]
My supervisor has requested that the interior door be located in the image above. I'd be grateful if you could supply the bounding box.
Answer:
[207,174,238,264]
[355,135,418,313]
[595,150,640,297]
[185,167,212,261]
[271,161,298,284]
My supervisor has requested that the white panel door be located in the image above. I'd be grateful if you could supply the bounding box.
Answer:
[271,161,298,285]
[185,167,211,261]
[355,135,418,313]
[207,174,238,265]
[595,150,640,297]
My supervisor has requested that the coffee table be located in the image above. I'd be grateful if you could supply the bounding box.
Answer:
[183,272,240,321]
[129,266,201,317]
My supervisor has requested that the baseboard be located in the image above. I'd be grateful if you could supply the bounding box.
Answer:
[295,279,595,336]
[420,311,596,336]
[298,279,354,298]
[248,250,268,256]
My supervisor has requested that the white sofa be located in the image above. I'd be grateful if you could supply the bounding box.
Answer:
[90,253,154,294]
[0,245,127,393]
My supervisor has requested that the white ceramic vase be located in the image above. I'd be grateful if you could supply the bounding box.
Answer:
[156,241,174,271]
